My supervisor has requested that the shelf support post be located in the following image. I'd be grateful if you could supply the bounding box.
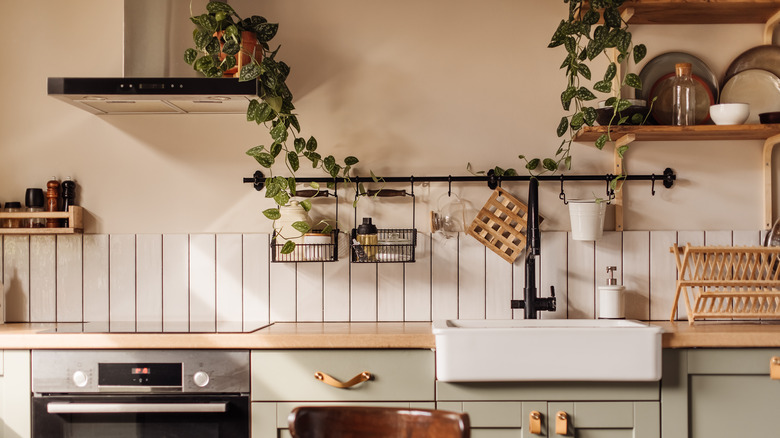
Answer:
[763,133,780,229]
[613,134,635,231]
[764,9,780,44]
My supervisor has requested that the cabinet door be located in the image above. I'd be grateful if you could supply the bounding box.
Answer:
[438,401,546,438]
[687,349,780,438]
[0,350,31,438]
[548,402,659,438]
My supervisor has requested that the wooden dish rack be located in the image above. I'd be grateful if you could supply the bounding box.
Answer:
[670,244,780,324]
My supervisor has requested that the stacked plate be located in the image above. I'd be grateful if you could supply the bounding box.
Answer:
[637,52,718,125]
[720,45,780,124]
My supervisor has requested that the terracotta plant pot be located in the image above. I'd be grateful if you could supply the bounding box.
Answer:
[216,31,261,78]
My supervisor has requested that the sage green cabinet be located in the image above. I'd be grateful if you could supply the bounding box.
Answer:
[250,349,435,438]
[0,350,31,438]
[436,381,660,437]
[662,348,780,438]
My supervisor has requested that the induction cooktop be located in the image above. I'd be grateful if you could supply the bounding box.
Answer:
[40,321,272,334]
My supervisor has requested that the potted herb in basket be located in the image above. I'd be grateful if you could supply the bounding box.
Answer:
[185,1,359,255]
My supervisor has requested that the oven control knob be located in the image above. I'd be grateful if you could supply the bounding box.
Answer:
[193,371,210,388]
[72,370,89,387]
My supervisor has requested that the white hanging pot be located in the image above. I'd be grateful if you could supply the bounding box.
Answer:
[568,199,607,241]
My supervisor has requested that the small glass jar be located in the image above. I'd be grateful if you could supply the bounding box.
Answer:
[3,202,23,228]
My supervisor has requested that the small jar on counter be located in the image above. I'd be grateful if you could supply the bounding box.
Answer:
[2,202,23,228]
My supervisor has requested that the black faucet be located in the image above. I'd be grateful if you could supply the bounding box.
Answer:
[510,178,556,318]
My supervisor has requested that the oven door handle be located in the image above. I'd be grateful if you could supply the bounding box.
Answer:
[46,402,228,414]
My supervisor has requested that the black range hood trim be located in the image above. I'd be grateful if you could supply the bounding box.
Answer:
[47,77,260,115]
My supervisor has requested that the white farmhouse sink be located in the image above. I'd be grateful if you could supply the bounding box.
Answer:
[432,319,663,382]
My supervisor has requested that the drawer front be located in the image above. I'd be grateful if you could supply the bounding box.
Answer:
[251,349,434,401]
[688,348,780,374]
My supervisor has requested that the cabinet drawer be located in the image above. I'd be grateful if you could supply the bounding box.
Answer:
[251,349,434,401]
[688,348,780,374]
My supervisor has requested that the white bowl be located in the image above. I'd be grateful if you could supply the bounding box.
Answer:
[709,103,750,125]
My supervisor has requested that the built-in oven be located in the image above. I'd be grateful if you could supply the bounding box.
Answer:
[32,350,250,438]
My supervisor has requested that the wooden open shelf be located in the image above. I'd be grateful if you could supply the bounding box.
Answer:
[574,124,780,142]
[585,0,780,24]
[0,206,83,234]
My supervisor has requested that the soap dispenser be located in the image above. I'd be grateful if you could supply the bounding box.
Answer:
[598,266,625,319]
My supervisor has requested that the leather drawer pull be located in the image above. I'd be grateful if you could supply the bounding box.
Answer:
[314,371,372,388]
[555,411,568,435]
[771,356,780,380]
[529,410,542,434]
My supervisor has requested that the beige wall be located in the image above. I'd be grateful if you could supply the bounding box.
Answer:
[0,0,771,234]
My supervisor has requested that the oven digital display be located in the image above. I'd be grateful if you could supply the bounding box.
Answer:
[98,363,182,387]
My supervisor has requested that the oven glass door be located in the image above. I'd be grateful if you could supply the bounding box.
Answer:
[32,394,249,438]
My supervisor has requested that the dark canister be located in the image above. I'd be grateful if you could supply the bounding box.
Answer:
[25,188,45,228]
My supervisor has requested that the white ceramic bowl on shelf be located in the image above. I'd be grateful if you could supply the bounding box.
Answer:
[709,103,750,125]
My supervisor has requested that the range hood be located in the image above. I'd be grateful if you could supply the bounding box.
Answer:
[47,0,257,115]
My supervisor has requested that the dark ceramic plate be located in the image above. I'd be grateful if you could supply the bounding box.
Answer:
[723,45,780,85]
[649,73,714,125]
[637,52,719,105]
[759,111,780,124]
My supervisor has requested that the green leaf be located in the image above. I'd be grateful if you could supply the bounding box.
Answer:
[305,136,317,152]
[184,48,197,65]
[310,181,320,190]
[323,155,336,173]
[617,145,630,158]
[253,22,279,42]
[616,98,632,112]
[623,73,642,90]
[292,221,311,234]
[254,152,274,168]
[578,63,591,81]
[605,96,618,107]
[586,39,604,61]
[576,87,597,101]
[583,107,597,126]
[262,208,281,220]
[265,95,283,114]
[288,177,296,196]
[247,99,260,122]
[322,224,333,234]
[570,111,585,130]
[633,44,647,64]
[556,117,568,137]
[207,1,236,14]
[193,55,215,72]
[300,200,312,211]
[593,80,612,93]
[239,63,261,82]
[548,20,568,48]
[604,63,617,82]
[222,39,240,56]
[564,36,577,55]
[274,191,290,207]
[293,138,306,153]
[329,164,342,178]
[564,155,572,170]
[582,9,600,25]
[245,145,265,157]
[205,37,220,55]
[631,113,644,124]
[274,176,289,191]
[289,115,300,133]
[603,7,622,28]
[543,159,558,172]
[344,156,359,166]
[526,158,540,170]
[224,24,239,40]
[270,122,288,143]
[280,241,295,255]
[270,142,282,157]
[264,181,280,198]
[287,151,300,172]
[561,86,576,110]
[595,134,609,150]
[191,14,217,32]
[219,56,236,72]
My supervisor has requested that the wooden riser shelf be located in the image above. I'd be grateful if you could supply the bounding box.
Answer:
[0,206,83,234]
[574,124,780,142]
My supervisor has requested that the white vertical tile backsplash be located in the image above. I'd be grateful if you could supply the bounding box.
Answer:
[216,234,243,331]
[541,231,567,319]
[56,235,83,323]
[404,233,431,321]
[162,234,189,332]
[30,235,56,322]
[567,237,595,319]
[3,235,29,322]
[457,235,485,320]
[0,229,770,325]
[83,234,109,322]
[136,234,163,332]
[109,234,136,328]
[242,233,270,328]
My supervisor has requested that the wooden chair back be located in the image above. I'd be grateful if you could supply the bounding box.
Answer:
[288,406,470,438]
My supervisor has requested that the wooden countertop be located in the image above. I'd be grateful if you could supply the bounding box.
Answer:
[1,321,780,350]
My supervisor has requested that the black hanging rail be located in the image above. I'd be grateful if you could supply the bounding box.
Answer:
[244,167,676,194]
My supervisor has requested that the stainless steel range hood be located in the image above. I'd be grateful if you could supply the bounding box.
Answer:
[47,0,257,115]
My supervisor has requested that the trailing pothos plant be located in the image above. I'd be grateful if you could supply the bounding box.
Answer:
[516,0,649,187]
[185,1,359,254]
